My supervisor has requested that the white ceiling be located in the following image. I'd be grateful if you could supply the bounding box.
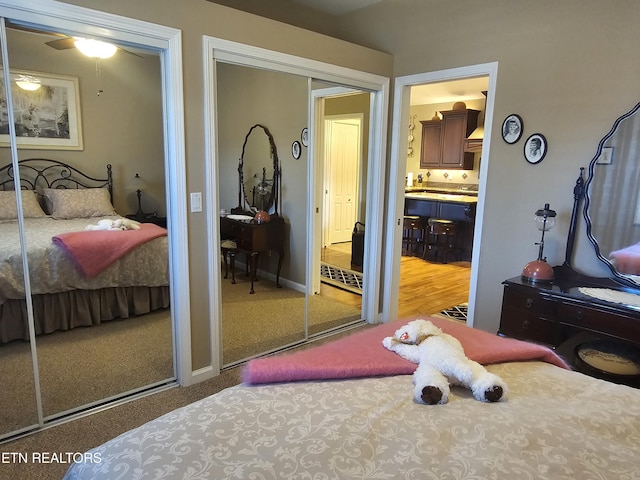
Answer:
[410,77,489,106]
[289,0,384,16]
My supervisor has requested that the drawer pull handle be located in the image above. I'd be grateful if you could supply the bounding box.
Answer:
[522,319,530,330]
[525,298,533,309]
[576,310,584,320]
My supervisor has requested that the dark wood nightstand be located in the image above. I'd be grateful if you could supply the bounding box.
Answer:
[126,212,167,228]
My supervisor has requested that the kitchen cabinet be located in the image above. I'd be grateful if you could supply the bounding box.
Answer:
[419,109,479,170]
[419,119,441,168]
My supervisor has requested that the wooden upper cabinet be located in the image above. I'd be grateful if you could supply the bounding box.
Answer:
[419,119,442,168]
[420,109,480,170]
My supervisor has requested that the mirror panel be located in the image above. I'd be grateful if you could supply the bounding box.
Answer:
[2,19,174,423]
[585,101,640,287]
[0,17,40,439]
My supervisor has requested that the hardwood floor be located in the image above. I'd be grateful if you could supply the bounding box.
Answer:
[320,242,470,319]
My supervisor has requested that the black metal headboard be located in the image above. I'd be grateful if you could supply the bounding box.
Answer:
[0,158,113,202]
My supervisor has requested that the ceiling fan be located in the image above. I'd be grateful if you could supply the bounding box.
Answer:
[7,21,141,58]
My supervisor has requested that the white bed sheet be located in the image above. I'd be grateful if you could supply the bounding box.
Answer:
[64,361,640,480]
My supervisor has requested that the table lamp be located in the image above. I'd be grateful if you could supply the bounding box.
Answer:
[132,173,146,216]
[521,203,556,283]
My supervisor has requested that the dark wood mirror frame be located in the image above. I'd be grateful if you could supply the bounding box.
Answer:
[234,123,281,217]
[582,101,640,289]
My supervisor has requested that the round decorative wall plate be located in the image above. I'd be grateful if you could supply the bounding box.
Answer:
[301,128,309,147]
[292,140,302,159]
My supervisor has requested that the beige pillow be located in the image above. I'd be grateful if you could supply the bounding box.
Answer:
[0,190,46,220]
[43,188,115,219]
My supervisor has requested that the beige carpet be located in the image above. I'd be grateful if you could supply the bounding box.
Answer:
[222,274,362,365]
[0,309,173,436]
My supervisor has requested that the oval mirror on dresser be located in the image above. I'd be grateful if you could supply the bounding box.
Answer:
[236,124,280,216]
[584,101,640,288]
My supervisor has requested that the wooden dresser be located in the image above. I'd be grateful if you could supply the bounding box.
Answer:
[499,267,640,386]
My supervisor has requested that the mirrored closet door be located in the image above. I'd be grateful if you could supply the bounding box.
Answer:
[0,12,175,439]
[215,62,373,368]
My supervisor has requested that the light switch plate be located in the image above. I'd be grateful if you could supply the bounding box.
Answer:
[190,192,202,212]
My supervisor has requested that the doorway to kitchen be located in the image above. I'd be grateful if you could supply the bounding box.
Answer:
[383,63,499,327]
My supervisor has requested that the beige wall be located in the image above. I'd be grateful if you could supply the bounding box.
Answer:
[338,0,640,333]
[58,0,393,370]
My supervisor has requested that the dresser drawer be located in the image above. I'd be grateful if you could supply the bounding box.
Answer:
[558,303,640,345]
[499,285,561,345]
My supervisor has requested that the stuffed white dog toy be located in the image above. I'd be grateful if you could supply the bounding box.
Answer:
[382,319,508,405]
[85,218,141,231]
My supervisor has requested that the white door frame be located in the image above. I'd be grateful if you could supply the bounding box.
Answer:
[204,38,389,376]
[383,62,499,326]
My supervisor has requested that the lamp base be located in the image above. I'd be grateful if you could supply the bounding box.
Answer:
[521,259,554,284]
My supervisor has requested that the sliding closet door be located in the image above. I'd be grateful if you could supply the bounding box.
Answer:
[217,62,308,366]
[5,20,174,422]
[0,18,40,440]
[308,84,370,336]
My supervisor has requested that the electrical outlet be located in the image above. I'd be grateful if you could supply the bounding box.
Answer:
[190,192,202,212]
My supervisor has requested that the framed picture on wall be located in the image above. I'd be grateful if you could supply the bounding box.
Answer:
[501,114,523,144]
[0,69,83,150]
[524,133,547,164]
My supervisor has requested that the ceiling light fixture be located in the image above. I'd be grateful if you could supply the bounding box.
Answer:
[15,75,42,91]
[73,38,117,59]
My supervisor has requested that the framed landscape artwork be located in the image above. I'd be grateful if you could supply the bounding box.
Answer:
[0,69,83,150]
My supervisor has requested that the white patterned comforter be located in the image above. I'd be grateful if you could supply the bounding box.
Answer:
[0,216,168,304]
[64,361,640,480]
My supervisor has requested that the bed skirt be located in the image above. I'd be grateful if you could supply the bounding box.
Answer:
[0,286,170,344]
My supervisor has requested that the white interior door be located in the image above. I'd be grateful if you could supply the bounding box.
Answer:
[325,116,361,245]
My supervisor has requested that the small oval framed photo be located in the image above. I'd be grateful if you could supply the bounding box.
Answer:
[501,114,523,144]
[301,127,309,147]
[523,133,547,164]
[292,140,302,160]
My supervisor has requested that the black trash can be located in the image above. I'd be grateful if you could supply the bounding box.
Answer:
[351,222,365,270]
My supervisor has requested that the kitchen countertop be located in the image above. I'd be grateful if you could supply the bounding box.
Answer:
[405,191,478,204]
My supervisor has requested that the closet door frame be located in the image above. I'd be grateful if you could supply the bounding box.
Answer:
[203,37,389,375]
[0,0,190,438]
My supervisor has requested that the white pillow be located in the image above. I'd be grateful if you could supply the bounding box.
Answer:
[0,190,46,219]
[43,188,115,219]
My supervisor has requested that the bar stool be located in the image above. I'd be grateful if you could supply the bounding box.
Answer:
[424,218,458,263]
[402,216,428,257]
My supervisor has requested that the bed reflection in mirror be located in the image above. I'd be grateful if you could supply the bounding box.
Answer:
[0,21,174,433]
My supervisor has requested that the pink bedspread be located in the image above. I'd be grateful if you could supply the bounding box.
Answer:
[52,223,167,277]
[610,242,640,275]
[243,316,569,384]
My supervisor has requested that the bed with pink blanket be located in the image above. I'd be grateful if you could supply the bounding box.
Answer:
[0,159,169,343]
[65,317,640,480]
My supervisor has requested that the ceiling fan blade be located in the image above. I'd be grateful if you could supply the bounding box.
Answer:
[45,37,76,50]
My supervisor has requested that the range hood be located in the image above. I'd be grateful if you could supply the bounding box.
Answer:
[464,125,483,153]
[463,90,487,153]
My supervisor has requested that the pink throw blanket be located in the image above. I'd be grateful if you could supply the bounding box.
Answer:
[243,316,569,384]
[52,223,167,277]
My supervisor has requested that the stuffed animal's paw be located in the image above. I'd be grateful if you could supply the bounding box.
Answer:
[484,385,504,403]
[420,386,443,405]
[382,336,397,350]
